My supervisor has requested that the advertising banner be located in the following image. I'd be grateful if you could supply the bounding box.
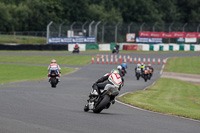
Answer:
[185,32,197,38]
[171,32,186,38]
[126,33,135,42]
[48,37,96,44]
[150,32,163,38]
[139,31,150,37]
[162,32,173,38]
[197,33,200,38]
[136,37,162,43]
[139,31,200,38]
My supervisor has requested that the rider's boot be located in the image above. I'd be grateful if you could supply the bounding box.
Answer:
[89,89,99,97]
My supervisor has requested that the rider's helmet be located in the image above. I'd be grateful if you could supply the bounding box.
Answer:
[111,69,119,74]
[117,65,122,70]
[137,63,141,67]
[141,63,144,66]
[51,59,56,63]
[148,64,151,66]
[121,63,127,69]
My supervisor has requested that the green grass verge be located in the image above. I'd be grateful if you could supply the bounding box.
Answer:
[0,55,92,66]
[118,78,200,120]
[0,35,46,44]
[0,64,75,84]
[164,57,200,74]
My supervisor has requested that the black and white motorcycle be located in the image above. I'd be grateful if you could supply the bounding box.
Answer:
[135,67,141,80]
[49,69,59,88]
[84,84,120,113]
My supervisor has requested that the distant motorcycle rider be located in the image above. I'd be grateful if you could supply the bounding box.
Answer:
[73,43,80,53]
[121,63,127,75]
[141,63,145,73]
[90,69,123,104]
[112,43,119,54]
[135,63,141,72]
[48,59,61,81]
[147,64,154,72]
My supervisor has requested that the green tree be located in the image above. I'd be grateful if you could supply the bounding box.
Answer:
[0,2,12,31]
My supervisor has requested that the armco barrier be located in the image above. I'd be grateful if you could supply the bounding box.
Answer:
[190,45,194,51]
[0,44,68,50]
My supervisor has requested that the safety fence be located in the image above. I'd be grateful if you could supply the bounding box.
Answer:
[47,22,200,44]
[91,54,166,65]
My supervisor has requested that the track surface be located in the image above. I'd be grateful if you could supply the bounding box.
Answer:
[0,52,200,133]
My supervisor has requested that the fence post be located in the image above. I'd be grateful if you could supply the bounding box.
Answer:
[102,22,107,43]
[95,21,101,43]
[182,23,188,32]
[46,21,53,44]
[89,21,95,36]
[168,22,174,43]
[82,21,88,36]
[140,22,145,31]
[58,22,65,37]
[152,22,157,32]
[70,22,76,37]
[128,22,133,33]
[196,24,200,44]
[115,22,120,43]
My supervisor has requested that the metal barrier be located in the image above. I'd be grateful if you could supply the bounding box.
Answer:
[47,22,200,44]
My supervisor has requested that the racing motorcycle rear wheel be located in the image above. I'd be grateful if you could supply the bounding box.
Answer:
[93,95,110,113]
[51,78,57,88]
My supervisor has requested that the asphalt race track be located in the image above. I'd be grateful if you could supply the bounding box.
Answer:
[0,52,200,133]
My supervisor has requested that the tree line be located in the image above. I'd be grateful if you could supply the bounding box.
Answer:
[0,0,199,32]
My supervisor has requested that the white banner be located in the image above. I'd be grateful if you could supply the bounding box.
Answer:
[185,38,197,43]
[99,44,110,51]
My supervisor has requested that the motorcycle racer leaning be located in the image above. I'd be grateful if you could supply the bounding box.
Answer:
[48,59,61,81]
[90,69,123,104]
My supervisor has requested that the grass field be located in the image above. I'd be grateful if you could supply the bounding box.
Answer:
[164,57,200,74]
[0,55,92,66]
[0,35,46,44]
[0,64,75,84]
[118,57,200,120]
[0,53,92,84]
[118,78,200,120]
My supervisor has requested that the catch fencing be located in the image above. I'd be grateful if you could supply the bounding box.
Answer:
[47,22,200,44]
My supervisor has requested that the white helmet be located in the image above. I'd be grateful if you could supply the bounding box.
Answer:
[148,64,151,66]
[117,65,122,70]
[51,59,56,63]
